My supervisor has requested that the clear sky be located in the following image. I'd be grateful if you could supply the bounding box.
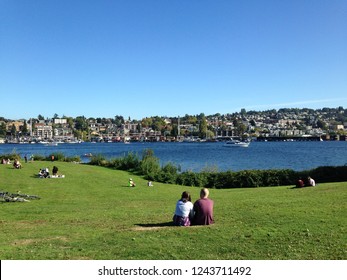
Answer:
[1,0,346,120]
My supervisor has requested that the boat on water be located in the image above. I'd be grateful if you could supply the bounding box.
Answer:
[124,136,131,144]
[39,141,58,146]
[45,142,58,146]
[223,139,250,148]
[83,153,93,157]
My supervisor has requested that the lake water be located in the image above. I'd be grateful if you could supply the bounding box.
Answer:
[1,141,347,172]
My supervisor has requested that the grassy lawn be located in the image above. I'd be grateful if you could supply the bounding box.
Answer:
[0,161,346,260]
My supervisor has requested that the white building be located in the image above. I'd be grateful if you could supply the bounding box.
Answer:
[33,123,53,139]
[53,118,67,124]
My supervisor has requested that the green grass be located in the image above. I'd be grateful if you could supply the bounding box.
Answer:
[0,161,346,260]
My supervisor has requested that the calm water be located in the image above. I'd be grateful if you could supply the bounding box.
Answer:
[1,141,347,172]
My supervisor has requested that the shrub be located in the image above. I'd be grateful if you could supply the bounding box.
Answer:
[46,152,65,162]
[113,152,140,171]
[64,155,81,162]
[32,154,46,161]
[108,158,122,169]
[142,149,155,160]
[214,171,236,188]
[211,169,298,188]
[124,152,140,171]
[0,152,21,162]
[89,154,107,166]
[4,148,346,188]
[302,166,347,183]
[261,169,296,186]
[231,170,261,188]
[140,155,160,180]
[176,171,208,187]
[155,162,179,183]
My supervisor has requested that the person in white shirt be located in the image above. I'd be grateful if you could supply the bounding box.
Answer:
[173,191,194,226]
[307,176,316,186]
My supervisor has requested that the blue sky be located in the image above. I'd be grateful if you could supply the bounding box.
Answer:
[1,0,346,120]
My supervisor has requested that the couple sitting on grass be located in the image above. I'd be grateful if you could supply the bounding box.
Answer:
[294,176,316,188]
[173,188,214,227]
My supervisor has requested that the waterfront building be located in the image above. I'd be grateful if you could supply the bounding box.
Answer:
[33,123,53,139]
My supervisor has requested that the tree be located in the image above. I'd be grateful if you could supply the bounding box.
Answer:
[188,115,198,125]
[206,130,215,139]
[0,122,6,137]
[141,117,153,128]
[182,114,197,125]
[152,116,166,132]
[21,121,28,135]
[75,116,88,131]
[171,124,178,137]
[114,115,124,127]
[38,114,44,120]
[66,117,74,129]
[232,119,247,136]
[11,124,17,136]
[198,115,208,139]
[237,123,247,136]
[316,119,327,130]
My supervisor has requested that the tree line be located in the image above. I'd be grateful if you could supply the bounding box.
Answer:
[1,106,347,140]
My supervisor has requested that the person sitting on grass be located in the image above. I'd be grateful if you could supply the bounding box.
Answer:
[173,191,194,226]
[45,167,50,177]
[13,159,22,169]
[52,166,58,176]
[129,178,136,187]
[192,188,214,226]
[306,176,316,186]
[38,168,49,178]
[50,166,65,178]
[295,178,305,188]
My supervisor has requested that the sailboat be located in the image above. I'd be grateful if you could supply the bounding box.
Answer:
[223,138,251,148]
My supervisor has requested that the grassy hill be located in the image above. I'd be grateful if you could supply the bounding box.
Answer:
[0,161,346,260]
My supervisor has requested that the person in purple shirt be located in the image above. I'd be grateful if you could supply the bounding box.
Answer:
[192,188,214,225]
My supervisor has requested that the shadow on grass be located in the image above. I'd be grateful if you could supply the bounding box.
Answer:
[288,186,315,189]
[134,221,174,230]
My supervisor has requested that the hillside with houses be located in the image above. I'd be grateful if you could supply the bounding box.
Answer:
[1,107,347,144]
